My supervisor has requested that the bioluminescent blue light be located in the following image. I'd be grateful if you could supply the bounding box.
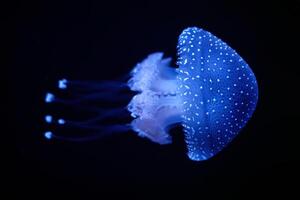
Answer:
[44,131,53,139]
[45,115,53,123]
[58,79,68,89]
[45,93,54,103]
[58,119,65,125]
[176,27,258,160]
[43,27,258,161]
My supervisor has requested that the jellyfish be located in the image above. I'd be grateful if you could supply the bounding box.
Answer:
[43,27,258,161]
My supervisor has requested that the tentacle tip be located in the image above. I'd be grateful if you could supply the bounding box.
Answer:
[45,92,55,103]
[58,119,65,125]
[58,78,68,89]
[44,131,53,139]
[45,115,53,123]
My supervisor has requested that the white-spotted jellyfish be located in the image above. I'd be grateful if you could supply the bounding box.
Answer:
[43,27,258,161]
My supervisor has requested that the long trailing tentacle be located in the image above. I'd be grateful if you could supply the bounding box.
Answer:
[43,78,133,141]
[44,124,131,142]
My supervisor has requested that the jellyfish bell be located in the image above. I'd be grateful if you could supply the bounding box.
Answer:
[43,27,258,161]
[177,27,258,160]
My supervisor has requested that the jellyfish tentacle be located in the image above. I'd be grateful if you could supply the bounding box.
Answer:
[44,124,131,141]
[51,92,131,104]
[43,77,133,142]
[61,79,129,92]
[57,121,130,131]
[45,94,126,113]
[52,107,128,126]
[56,78,130,108]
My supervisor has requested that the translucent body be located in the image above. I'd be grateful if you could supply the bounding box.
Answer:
[43,27,258,161]
[127,53,182,144]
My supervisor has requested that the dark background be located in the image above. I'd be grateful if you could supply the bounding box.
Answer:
[12,0,299,199]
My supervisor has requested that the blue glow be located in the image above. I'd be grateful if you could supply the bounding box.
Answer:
[176,27,258,161]
[45,115,53,123]
[58,79,67,89]
[45,93,54,103]
[44,131,53,139]
[43,26,258,161]
[58,119,65,124]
